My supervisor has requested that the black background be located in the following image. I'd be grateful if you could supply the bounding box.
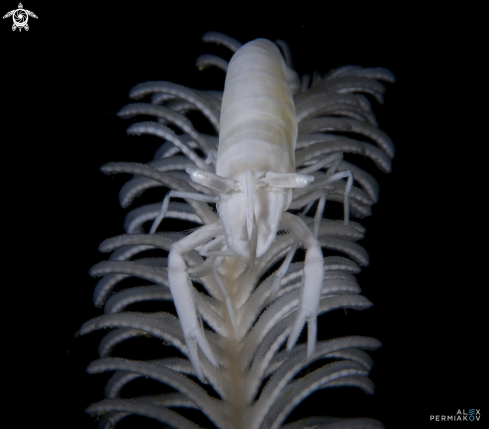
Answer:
[3,2,484,428]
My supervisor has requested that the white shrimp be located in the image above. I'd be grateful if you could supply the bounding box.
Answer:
[155,39,351,380]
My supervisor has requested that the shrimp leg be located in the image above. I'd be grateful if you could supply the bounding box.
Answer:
[281,212,324,359]
[167,222,223,382]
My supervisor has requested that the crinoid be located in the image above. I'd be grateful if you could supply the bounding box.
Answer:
[79,32,395,429]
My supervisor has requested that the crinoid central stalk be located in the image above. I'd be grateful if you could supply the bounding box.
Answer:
[216,257,253,429]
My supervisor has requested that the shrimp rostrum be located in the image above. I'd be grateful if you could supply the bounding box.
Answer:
[90,33,395,386]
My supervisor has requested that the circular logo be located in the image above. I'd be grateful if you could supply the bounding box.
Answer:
[13,9,27,27]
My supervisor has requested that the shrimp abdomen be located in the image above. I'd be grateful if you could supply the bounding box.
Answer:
[217,39,298,177]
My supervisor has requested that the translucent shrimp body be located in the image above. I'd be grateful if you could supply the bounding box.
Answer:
[216,39,304,259]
